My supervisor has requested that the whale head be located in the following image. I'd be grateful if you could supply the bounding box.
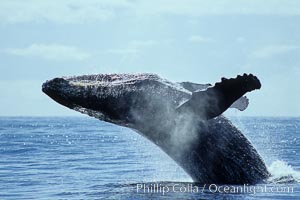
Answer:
[42,74,186,127]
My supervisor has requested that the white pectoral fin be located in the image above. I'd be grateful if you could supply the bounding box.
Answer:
[230,96,249,111]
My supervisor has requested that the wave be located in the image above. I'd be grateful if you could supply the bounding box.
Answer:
[268,160,300,183]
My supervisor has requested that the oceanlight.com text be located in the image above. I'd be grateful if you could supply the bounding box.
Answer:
[136,183,294,195]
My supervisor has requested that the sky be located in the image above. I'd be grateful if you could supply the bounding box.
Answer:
[0,0,299,116]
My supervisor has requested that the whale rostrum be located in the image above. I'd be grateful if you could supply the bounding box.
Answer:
[42,73,270,184]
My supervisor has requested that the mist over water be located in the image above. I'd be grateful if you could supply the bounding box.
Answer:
[0,116,299,199]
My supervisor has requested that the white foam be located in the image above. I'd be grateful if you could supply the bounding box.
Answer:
[268,160,300,183]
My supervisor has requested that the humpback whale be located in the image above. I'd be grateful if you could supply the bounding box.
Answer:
[42,73,270,184]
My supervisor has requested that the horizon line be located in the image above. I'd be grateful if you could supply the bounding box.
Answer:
[0,115,299,118]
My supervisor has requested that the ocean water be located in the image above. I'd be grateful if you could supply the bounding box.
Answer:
[0,116,299,199]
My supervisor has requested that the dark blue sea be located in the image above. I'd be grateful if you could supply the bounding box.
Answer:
[0,116,299,199]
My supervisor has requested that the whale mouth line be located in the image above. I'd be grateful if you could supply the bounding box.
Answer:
[73,105,134,128]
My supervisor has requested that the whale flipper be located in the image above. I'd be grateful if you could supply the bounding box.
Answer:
[179,82,250,111]
[230,96,249,111]
[176,74,261,119]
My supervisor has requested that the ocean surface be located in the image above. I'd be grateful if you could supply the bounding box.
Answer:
[0,116,299,199]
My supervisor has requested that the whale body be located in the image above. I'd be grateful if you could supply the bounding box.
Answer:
[42,73,270,184]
